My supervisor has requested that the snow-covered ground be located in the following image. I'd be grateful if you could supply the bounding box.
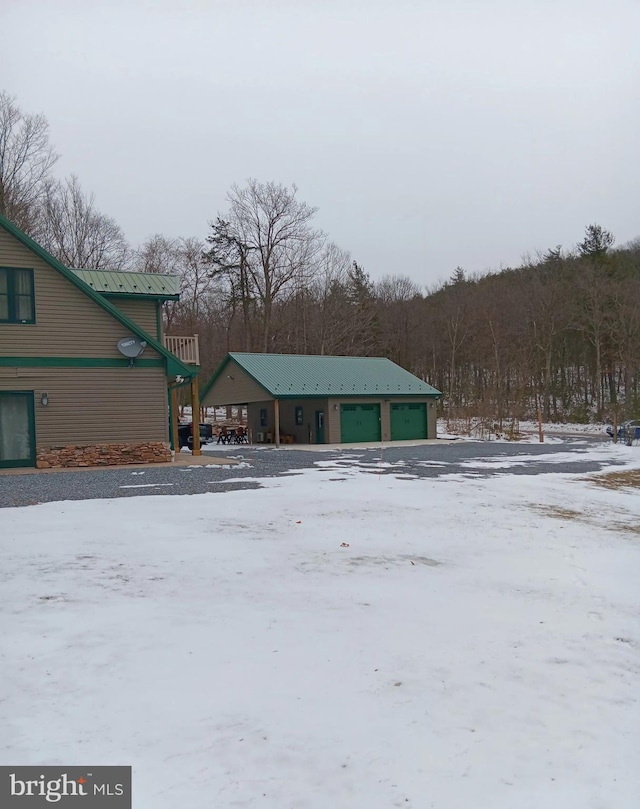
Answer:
[437,418,610,443]
[2,455,640,808]
[516,420,608,435]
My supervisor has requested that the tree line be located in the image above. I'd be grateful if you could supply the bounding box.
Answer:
[2,91,639,423]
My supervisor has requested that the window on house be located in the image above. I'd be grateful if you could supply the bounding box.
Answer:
[0,268,35,324]
[295,406,303,425]
[260,408,267,427]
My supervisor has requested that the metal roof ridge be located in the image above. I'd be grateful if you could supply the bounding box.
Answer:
[229,351,390,360]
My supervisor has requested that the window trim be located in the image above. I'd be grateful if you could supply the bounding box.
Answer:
[0,267,36,324]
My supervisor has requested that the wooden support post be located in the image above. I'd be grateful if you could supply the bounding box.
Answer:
[537,407,544,443]
[274,399,281,448]
[191,376,201,456]
[170,385,179,455]
[613,411,618,444]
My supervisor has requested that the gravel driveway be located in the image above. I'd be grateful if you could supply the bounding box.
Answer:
[0,436,626,508]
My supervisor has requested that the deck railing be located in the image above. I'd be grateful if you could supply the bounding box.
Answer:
[164,334,200,365]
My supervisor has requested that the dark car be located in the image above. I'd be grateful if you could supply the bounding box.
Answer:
[176,422,214,449]
[606,420,640,442]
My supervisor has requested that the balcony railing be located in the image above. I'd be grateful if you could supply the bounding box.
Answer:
[164,334,200,365]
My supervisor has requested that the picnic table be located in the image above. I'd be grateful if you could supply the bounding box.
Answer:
[216,426,249,444]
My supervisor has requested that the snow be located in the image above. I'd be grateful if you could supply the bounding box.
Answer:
[517,420,609,436]
[456,444,627,470]
[2,454,640,808]
[438,418,611,442]
[118,483,176,489]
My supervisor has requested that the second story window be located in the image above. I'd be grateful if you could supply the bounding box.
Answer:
[0,268,35,324]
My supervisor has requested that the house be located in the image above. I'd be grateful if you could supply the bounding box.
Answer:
[200,353,441,445]
[0,212,200,469]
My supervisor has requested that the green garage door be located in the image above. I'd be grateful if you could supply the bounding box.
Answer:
[390,402,427,440]
[340,403,381,443]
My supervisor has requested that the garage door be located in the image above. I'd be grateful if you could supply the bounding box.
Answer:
[390,403,427,440]
[340,404,381,443]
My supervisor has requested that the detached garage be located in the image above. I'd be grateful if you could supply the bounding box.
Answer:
[200,353,441,445]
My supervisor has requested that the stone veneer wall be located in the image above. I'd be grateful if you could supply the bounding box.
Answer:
[36,442,171,468]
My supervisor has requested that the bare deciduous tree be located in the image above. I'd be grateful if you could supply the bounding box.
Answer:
[309,242,353,355]
[0,91,58,231]
[216,179,324,351]
[35,175,130,269]
[376,274,422,368]
[204,217,256,351]
[135,234,214,334]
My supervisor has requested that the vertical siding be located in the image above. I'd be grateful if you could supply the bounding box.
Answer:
[278,398,328,443]
[0,228,161,359]
[246,399,328,443]
[0,367,169,445]
[382,402,390,442]
[326,401,341,444]
[427,399,437,438]
[247,402,274,441]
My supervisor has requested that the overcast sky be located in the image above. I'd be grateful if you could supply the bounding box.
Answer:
[2,0,639,286]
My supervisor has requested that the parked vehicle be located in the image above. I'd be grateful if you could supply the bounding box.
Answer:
[176,422,214,449]
[606,420,640,442]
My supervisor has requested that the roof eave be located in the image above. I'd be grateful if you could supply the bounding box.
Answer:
[101,291,180,302]
[255,391,441,399]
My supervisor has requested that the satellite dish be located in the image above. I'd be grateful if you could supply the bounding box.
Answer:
[117,336,147,365]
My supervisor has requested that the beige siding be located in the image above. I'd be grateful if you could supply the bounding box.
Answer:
[326,396,438,443]
[326,399,343,443]
[427,400,437,438]
[278,398,328,443]
[0,228,160,359]
[111,298,159,338]
[247,402,274,441]
[201,359,270,406]
[247,398,329,443]
[0,367,169,446]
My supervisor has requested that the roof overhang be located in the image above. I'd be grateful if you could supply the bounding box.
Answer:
[101,292,180,302]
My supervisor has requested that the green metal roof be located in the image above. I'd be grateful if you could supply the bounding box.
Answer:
[70,269,179,299]
[203,353,441,400]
